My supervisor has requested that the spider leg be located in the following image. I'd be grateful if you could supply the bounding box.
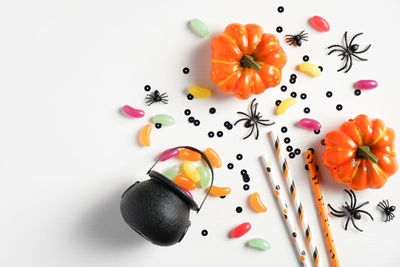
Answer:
[328,204,346,214]
[337,56,349,72]
[234,118,249,126]
[344,56,353,73]
[243,125,255,140]
[146,100,155,106]
[355,201,369,210]
[328,44,346,50]
[385,200,389,207]
[331,212,347,218]
[328,48,346,55]
[350,190,358,208]
[250,98,257,118]
[161,100,168,104]
[259,121,275,126]
[254,121,260,140]
[353,44,371,54]
[350,216,363,232]
[349,32,364,47]
[378,203,385,210]
[285,35,294,38]
[237,111,252,119]
[352,54,368,61]
[358,210,374,221]
[344,31,349,49]
[338,53,346,60]
[344,190,354,208]
[344,217,351,231]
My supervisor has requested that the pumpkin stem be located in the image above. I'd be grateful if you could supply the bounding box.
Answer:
[356,145,379,164]
[240,55,262,70]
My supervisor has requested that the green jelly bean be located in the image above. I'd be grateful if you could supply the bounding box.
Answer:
[247,238,271,251]
[163,165,179,179]
[198,165,210,188]
[189,18,209,37]
[153,114,175,126]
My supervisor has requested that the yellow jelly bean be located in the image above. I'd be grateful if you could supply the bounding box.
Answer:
[139,124,152,146]
[248,192,267,213]
[182,161,201,183]
[204,148,222,168]
[297,62,322,77]
[188,86,211,98]
[206,185,231,197]
[276,97,296,115]
[179,148,201,161]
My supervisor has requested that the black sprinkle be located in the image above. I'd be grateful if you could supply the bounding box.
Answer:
[194,120,200,126]
[354,89,361,96]
[188,116,195,123]
[276,26,283,33]
[236,154,243,160]
[243,184,250,191]
[217,131,223,137]
[266,167,271,173]
[318,66,323,72]
[281,85,287,92]
[284,137,291,144]
[289,152,295,159]
[292,232,297,238]
[300,93,307,100]
[304,107,310,114]
[184,109,191,116]
[290,74,297,80]
[275,100,282,106]
[243,176,250,183]
[144,85,151,92]
[277,6,284,13]
[326,91,333,98]
[183,67,190,74]
[314,129,321,135]
[209,107,216,114]
[281,126,288,133]
[305,164,309,171]
[336,104,343,111]
[308,148,315,154]
[295,148,301,155]
[241,169,247,175]
[208,131,214,138]
[236,206,243,213]
[187,94,194,100]
[286,145,293,152]
[290,92,297,98]
[315,165,319,171]
[227,163,234,169]
[290,79,296,84]
[303,55,309,62]
[155,123,162,129]
[201,229,208,236]
[220,195,226,199]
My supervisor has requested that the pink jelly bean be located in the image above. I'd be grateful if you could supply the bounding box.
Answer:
[231,222,251,238]
[299,118,321,130]
[354,80,378,90]
[182,188,193,199]
[123,105,145,118]
[309,16,330,32]
[159,148,179,161]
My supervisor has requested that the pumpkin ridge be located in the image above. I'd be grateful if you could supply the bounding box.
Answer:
[373,163,389,179]
[370,127,387,147]
[326,146,355,152]
[353,122,363,146]
[212,59,239,64]
[217,69,242,86]
[347,159,361,185]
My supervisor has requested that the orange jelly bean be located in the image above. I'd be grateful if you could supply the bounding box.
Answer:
[206,185,231,197]
[248,192,267,213]
[139,124,152,146]
[174,174,196,191]
[179,148,201,161]
[204,148,222,168]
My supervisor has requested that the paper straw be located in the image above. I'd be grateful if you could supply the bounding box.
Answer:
[304,150,340,267]
[261,156,310,267]
[268,131,321,267]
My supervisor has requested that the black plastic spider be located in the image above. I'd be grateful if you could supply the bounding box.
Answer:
[328,189,373,232]
[234,98,275,140]
[145,90,168,105]
[285,30,308,47]
[378,200,396,222]
[328,31,371,73]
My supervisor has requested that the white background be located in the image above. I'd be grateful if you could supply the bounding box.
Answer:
[1,0,400,266]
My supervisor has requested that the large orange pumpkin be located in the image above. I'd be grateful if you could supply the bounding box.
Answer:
[322,114,398,190]
[211,23,286,99]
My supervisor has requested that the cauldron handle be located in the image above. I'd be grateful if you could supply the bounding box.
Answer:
[147,146,214,213]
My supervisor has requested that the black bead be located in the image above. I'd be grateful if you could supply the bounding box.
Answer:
[201,229,208,236]
[290,74,297,80]
[220,195,226,199]
[155,123,162,129]
[240,169,247,175]
[243,176,250,183]
[276,26,283,33]
[303,55,309,62]
[208,131,214,138]
[188,116,195,123]
[144,85,151,91]
[224,121,230,127]
[217,131,223,137]
[281,126,288,133]
[326,91,333,98]
[318,66,323,72]
[275,100,281,106]
[226,124,233,130]
[187,94,194,100]
[194,120,200,126]
[284,137,291,144]
[281,85,287,92]
[289,152,295,159]
[183,67,190,74]
[354,89,361,96]
[277,6,284,13]
[209,107,216,114]
[184,109,191,116]
[236,154,243,160]
[290,92,297,98]
[295,148,301,155]
[314,129,320,135]
[286,145,293,152]
[304,107,310,114]
[236,206,243,213]
[290,79,296,84]
[300,93,307,100]
[336,104,343,111]
[243,184,250,191]
[227,163,234,169]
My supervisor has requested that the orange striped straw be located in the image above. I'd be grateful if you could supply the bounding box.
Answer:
[304,150,340,267]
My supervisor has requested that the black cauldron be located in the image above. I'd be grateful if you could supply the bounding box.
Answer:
[120,146,214,246]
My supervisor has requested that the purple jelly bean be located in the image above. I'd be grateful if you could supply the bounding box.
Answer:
[123,105,145,118]
[159,148,179,161]
[354,80,378,90]
[299,118,321,130]
[182,188,193,198]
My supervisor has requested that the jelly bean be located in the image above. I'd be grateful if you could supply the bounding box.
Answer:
[152,114,175,126]
[248,238,271,251]
[179,148,201,161]
[276,97,296,115]
[163,165,179,179]
[182,161,201,183]
[122,105,145,118]
[182,188,193,198]
[354,80,378,90]
[139,124,152,146]
[297,62,322,77]
[231,222,251,238]
[188,18,209,37]
[188,86,211,98]
[204,148,222,168]
[309,16,330,32]
[206,185,231,197]
[248,192,267,213]
[174,174,196,191]
[159,148,179,161]
[198,165,210,188]
[299,118,321,130]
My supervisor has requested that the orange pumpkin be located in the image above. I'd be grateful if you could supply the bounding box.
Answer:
[322,114,398,190]
[211,23,286,99]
